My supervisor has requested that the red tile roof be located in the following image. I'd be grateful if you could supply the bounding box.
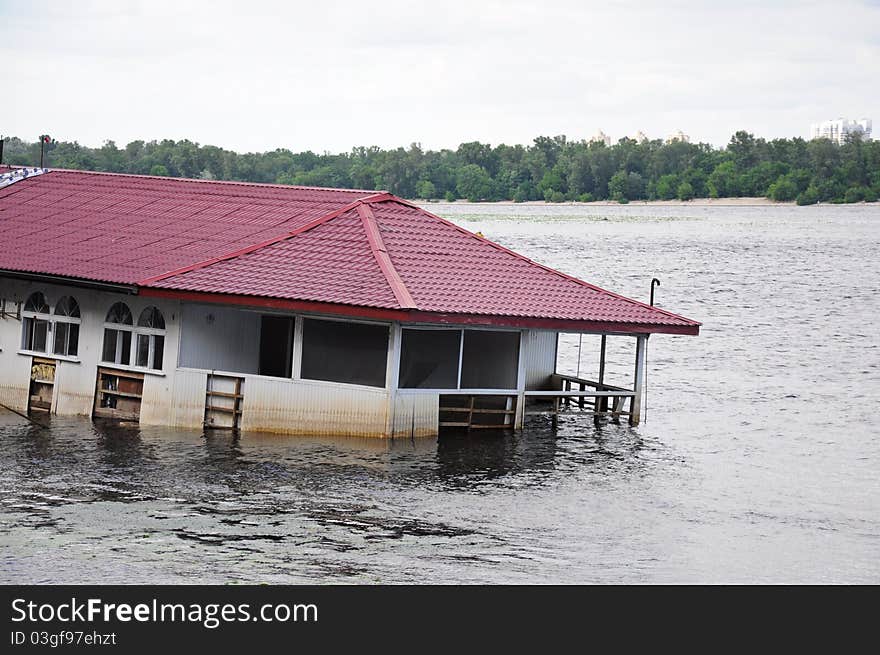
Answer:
[0,167,699,334]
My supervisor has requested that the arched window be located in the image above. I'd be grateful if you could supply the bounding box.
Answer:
[52,296,81,357]
[135,307,166,370]
[102,302,134,365]
[21,292,51,352]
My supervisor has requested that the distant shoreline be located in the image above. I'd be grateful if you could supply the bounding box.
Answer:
[413,197,791,207]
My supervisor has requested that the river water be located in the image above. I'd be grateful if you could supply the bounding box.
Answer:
[1,203,878,583]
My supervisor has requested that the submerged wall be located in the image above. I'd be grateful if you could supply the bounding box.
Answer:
[0,277,561,438]
[0,277,181,417]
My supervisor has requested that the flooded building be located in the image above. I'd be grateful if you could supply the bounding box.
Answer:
[0,166,700,437]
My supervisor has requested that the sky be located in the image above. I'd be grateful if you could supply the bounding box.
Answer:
[1,0,878,154]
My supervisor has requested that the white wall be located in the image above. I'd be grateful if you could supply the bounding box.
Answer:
[522,329,558,390]
[179,303,261,374]
[0,276,180,417]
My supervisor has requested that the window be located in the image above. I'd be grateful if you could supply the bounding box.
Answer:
[397,327,521,390]
[258,315,294,378]
[460,330,520,389]
[52,296,80,357]
[300,318,389,388]
[102,302,134,365]
[135,306,166,370]
[399,329,461,388]
[21,292,51,352]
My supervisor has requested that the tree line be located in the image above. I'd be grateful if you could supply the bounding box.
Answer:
[2,130,878,205]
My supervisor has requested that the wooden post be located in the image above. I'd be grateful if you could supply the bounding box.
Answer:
[514,331,526,429]
[384,322,402,438]
[630,335,647,425]
[597,334,607,413]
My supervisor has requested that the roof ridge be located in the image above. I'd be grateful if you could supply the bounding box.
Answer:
[356,203,417,310]
[390,200,700,327]
[26,166,378,195]
[137,192,396,287]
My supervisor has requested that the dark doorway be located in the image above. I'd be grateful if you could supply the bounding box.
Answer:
[258,316,293,378]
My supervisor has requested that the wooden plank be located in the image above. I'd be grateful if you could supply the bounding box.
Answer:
[440,407,515,415]
[206,405,243,415]
[206,390,244,399]
[525,390,635,397]
[98,367,144,381]
[98,389,142,399]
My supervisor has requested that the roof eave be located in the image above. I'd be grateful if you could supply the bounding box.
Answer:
[138,287,700,335]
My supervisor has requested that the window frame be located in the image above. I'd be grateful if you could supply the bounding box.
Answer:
[20,292,83,360]
[102,302,135,367]
[135,306,166,371]
[298,315,391,389]
[52,296,81,357]
[397,325,523,392]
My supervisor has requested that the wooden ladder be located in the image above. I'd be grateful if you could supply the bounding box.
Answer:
[204,374,244,430]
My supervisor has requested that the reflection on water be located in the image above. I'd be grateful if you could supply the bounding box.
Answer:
[2,204,879,583]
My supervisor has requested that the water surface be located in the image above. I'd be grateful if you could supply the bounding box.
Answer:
[1,203,878,583]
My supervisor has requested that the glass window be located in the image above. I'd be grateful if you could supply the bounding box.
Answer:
[106,302,133,325]
[301,318,389,388]
[102,328,131,365]
[53,321,79,357]
[24,292,49,314]
[399,329,461,389]
[23,317,49,352]
[136,334,150,368]
[52,296,81,356]
[460,330,520,389]
[137,306,165,329]
[54,296,80,318]
[153,335,164,371]
[22,292,51,353]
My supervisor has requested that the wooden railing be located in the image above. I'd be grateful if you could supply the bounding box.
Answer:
[524,374,635,419]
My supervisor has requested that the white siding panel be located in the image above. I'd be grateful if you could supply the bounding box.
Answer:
[168,369,208,429]
[523,330,558,390]
[392,393,439,438]
[241,376,389,437]
[179,304,261,374]
[53,360,93,416]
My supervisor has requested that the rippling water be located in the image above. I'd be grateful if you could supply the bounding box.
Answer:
[1,203,878,583]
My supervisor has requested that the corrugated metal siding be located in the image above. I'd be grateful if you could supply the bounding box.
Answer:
[167,369,208,429]
[523,329,558,390]
[179,304,261,374]
[53,360,93,416]
[240,376,389,437]
[140,371,176,426]
[391,393,439,438]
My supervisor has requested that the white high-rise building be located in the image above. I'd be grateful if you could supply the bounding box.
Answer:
[665,129,690,144]
[588,129,611,146]
[810,118,872,144]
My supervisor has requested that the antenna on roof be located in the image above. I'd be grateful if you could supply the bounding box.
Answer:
[0,135,4,166]
[38,134,53,168]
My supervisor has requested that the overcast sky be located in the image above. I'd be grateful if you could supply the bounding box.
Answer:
[2,0,878,153]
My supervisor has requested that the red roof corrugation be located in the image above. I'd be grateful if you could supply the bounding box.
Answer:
[0,168,700,333]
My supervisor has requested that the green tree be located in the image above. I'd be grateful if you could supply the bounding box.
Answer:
[654,174,679,200]
[415,180,436,199]
[707,161,739,198]
[767,174,798,202]
[455,164,494,202]
[608,171,629,201]
[796,185,820,206]
[676,181,695,201]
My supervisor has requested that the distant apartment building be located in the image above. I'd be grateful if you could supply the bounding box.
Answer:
[810,118,872,144]
[632,130,648,143]
[665,129,690,144]
[589,129,611,146]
